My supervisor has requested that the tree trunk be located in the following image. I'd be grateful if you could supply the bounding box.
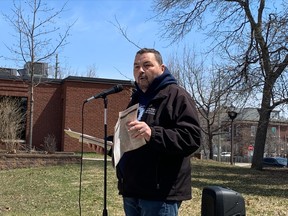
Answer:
[251,86,272,170]
[208,134,214,159]
[28,78,34,151]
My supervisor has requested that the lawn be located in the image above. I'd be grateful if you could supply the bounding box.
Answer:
[0,157,287,215]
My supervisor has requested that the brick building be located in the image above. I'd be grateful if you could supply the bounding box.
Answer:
[0,73,133,152]
[219,108,288,158]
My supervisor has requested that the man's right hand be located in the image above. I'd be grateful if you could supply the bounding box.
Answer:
[89,144,105,154]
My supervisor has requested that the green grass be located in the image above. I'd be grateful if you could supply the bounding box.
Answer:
[0,158,287,215]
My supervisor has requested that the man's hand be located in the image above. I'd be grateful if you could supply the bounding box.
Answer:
[89,144,105,154]
[127,120,151,142]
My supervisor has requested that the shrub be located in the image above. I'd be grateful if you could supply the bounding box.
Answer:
[43,134,57,153]
[0,97,25,153]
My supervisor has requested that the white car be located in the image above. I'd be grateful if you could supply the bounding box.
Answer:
[221,152,231,157]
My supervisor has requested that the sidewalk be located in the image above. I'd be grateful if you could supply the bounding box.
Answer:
[235,163,251,167]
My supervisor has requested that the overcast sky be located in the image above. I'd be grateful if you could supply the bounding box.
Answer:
[0,0,205,81]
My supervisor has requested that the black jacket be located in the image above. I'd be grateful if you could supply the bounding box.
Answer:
[116,73,201,201]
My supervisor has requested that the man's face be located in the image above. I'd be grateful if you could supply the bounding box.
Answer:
[133,52,165,92]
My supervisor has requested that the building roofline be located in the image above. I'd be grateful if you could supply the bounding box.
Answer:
[63,76,134,86]
[0,74,134,86]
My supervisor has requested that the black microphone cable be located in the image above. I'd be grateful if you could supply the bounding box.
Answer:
[78,101,86,216]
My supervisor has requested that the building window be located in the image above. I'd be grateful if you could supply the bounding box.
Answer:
[271,127,277,137]
[251,126,256,137]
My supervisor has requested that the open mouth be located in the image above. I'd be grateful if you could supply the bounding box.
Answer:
[139,76,147,81]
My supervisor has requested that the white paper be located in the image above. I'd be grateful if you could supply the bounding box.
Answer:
[64,128,113,148]
[113,103,146,167]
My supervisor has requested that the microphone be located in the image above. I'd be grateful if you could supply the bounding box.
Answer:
[85,84,124,102]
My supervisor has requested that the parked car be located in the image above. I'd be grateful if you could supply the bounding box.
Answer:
[263,157,287,167]
[221,152,231,157]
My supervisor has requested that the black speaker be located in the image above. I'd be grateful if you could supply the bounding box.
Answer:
[201,186,245,216]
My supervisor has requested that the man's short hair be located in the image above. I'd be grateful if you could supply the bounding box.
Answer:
[136,48,163,65]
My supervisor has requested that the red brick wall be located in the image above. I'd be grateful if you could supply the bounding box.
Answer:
[62,80,132,152]
[1,77,133,152]
[33,82,63,150]
[0,79,28,97]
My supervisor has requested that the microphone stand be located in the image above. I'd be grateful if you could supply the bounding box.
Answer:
[84,85,123,216]
[102,96,108,216]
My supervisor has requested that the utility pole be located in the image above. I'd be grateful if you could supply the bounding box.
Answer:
[55,54,59,79]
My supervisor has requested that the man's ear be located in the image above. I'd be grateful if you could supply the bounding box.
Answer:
[161,64,165,72]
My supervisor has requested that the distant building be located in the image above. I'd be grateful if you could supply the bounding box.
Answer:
[217,108,288,159]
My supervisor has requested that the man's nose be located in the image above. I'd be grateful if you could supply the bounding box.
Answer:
[139,66,145,73]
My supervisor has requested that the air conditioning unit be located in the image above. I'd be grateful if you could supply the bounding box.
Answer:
[23,62,48,77]
[0,67,18,76]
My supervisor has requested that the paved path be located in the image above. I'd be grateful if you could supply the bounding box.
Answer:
[235,163,251,167]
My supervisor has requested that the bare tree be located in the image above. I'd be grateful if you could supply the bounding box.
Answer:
[153,0,288,170]
[86,64,98,78]
[3,0,74,151]
[166,47,250,159]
